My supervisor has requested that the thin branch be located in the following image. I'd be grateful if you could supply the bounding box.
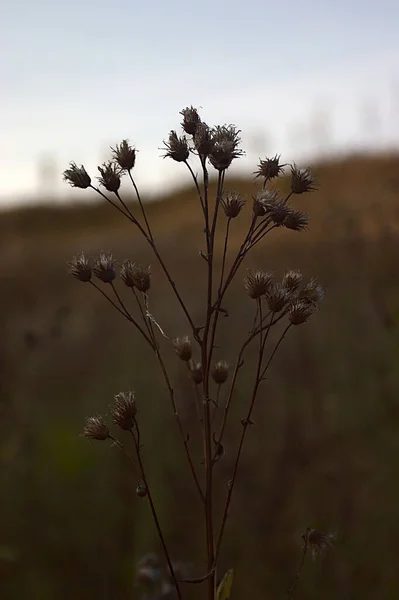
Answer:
[128,170,154,241]
[287,527,310,599]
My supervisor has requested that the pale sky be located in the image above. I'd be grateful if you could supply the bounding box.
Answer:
[1,0,399,207]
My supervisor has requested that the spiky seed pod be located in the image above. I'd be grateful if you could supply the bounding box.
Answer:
[244,269,272,299]
[289,299,316,325]
[93,252,116,284]
[180,106,201,136]
[221,191,246,218]
[211,360,229,385]
[252,195,268,217]
[208,125,243,171]
[63,162,91,189]
[254,154,285,182]
[305,529,335,560]
[136,483,147,498]
[162,130,189,162]
[112,391,137,430]
[299,277,325,305]
[68,252,92,282]
[290,164,317,194]
[120,260,151,292]
[97,161,122,193]
[265,283,291,312]
[283,209,308,231]
[82,416,109,440]
[172,336,192,362]
[111,139,136,171]
[282,269,303,292]
[193,122,214,157]
[188,360,203,385]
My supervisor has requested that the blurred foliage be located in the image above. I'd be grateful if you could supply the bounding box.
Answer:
[1,153,399,599]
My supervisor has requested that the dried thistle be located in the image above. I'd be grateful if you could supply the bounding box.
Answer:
[173,336,192,362]
[120,260,151,292]
[93,252,116,284]
[193,122,214,157]
[111,139,136,171]
[305,529,335,559]
[208,125,243,171]
[254,154,285,182]
[163,131,189,162]
[283,209,308,231]
[265,283,291,312]
[211,360,229,385]
[112,391,137,430]
[282,269,303,292]
[97,161,122,193]
[63,162,91,189]
[82,416,110,440]
[244,269,272,299]
[188,360,203,385]
[290,165,317,194]
[221,191,246,218]
[180,106,201,136]
[253,190,288,223]
[289,299,316,325]
[68,252,92,282]
[300,277,325,305]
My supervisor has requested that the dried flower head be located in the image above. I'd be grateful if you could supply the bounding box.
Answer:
[180,106,201,136]
[283,209,308,231]
[163,130,189,162]
[120,260,151,292]
[173,336,192,362]
[254,190,289,224]
[221,191,246,218]
[93,252,116,284]
[112,391,137,430]
[211,360,229,384]
[299,277,325,306]
[82,416,110,440]
[290,164,317,194]
[193,122,214,157]
[136,483,147,498]
[97,161,122,193]
[68,252,92,282]
[188,360,203,385]
[111,139,136,171]
[289,299,316,325]
[244,269,273,299]
[63,162,91,189]
[254,154,285,183]
[304,529,335,560]
[282,269,303,292]
[266,283,291,312]
[209,125,243,171]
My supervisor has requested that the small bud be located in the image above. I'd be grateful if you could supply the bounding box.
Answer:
[193,122,214,157]
[120,260,151,292]
[112,391,137,430]
[282,269,303,292]
[221,191,246,218]
[173,336,192,362]
[289,299,316,325]
[97,161,122,193]
[266,283,291,312]
[162,130,189,162]
[211,360,229,385]
[299,278,325,305]
[305,529,335,560]
[290,164,317,194]
[82,416,109,440]
[208,125,243,171]
[63,162,91,189]
[244,269,272,299]
[111,139,136,171]
[68,252,92,282]
[93,252,116,284]
[188,360,203,385]
[254,154,285,182]
[136,483,147,498]
[180,106,201,136]
[283,208,308,231]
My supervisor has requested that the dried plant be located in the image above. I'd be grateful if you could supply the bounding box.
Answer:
[64,106,334,600]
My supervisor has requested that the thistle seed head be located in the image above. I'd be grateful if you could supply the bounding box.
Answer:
[221,191,246,218]
[305,529,335,560]
[68,252,92,282]
[282,269,303,292]
[97,161,122,193]
[112,391,137,430]
[93,252,116,284]
[188,360,203,385]
[265,283,291,312]
[299,277,325,305]
[163,130,189,162]
[208,125,243,171]
[180,106,201,136]
[254,154,285,182]
[290,164,317,194]
[253,190,288,224]
[244,269,273,299]
[283,208,308,231]
[173,336,192,362]
[193,122,214,157]
[111,139,136,171]
[82,415,110,440]
[63,162,91,189]
[288,299,316,325]
[211,360,229,385]
[120,260,151,292]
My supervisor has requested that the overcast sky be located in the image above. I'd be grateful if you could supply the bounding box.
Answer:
[1,0,399,206]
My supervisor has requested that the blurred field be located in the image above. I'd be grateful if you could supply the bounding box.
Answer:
[1,153,399,600]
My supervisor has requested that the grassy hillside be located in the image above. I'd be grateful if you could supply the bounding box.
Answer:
[1,153,399,600]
